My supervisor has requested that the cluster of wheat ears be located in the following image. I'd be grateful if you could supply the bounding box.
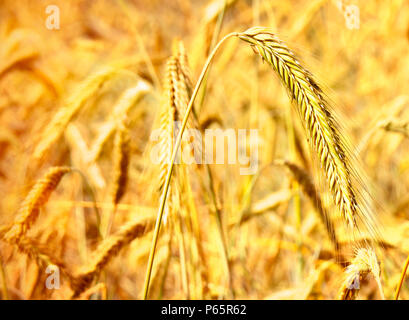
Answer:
[1,24,408,300]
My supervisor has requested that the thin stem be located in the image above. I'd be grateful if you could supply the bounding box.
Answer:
[285,108,304,281]
[395,254,409,300]
[0,256,9,300]
[376,277,385,300]
[176,209,190,299]
[71,168,102,239]
[142,32,239,299]
[205,164,234,298]
[118,0,161,90]
[197,0,227,114]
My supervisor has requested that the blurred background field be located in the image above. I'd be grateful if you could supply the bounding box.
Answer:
[1,0,409,300]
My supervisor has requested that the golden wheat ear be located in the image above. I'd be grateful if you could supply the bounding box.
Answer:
[157,56,178,193]
[12,236,75,283]
[87,80,150,164]
[32,66,125,160]
[172,39,194,97]
[101,118,132,238]
[157,47,201,190]
[111,118,131,206]
[338,248,384,300]
[238,27,380,240]
[4,166,71,242]
[71,214,154,298]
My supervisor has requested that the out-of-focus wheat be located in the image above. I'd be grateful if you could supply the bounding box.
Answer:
[382,119,409,138]
[87,80,150,163]
[72,215,154,298]
[338,248,383,300]
[4,167,71,242]
[33,66,125,160]
[13,236,74,283]
[275,159,339,253]
[111,119,131,206]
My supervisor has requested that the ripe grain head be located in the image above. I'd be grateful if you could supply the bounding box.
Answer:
[4,166,71,242]
[238,27,380,241]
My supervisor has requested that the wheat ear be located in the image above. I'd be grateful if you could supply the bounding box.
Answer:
[173,40,194,97]
[4,167,71,242]
[111,119,131,206]
[155,49,196,298]
[144,27,382,298]
[72,215,154,298]
[158,56,178,192]
[338,248,383,300]
[87,80,150,163]
[238,27,375,234]
[142,32,240,300]
[382,119,409,138]
[102,118,131,237]
[33,66,125,160]
[275,159,339,253]
[13,236,74,283]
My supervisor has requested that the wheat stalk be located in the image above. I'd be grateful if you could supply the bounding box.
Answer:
[143,27,383,298]
[394,254,409,300]
[143,32,239,299]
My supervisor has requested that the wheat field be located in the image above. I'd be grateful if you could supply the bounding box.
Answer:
[1,0,409,300]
